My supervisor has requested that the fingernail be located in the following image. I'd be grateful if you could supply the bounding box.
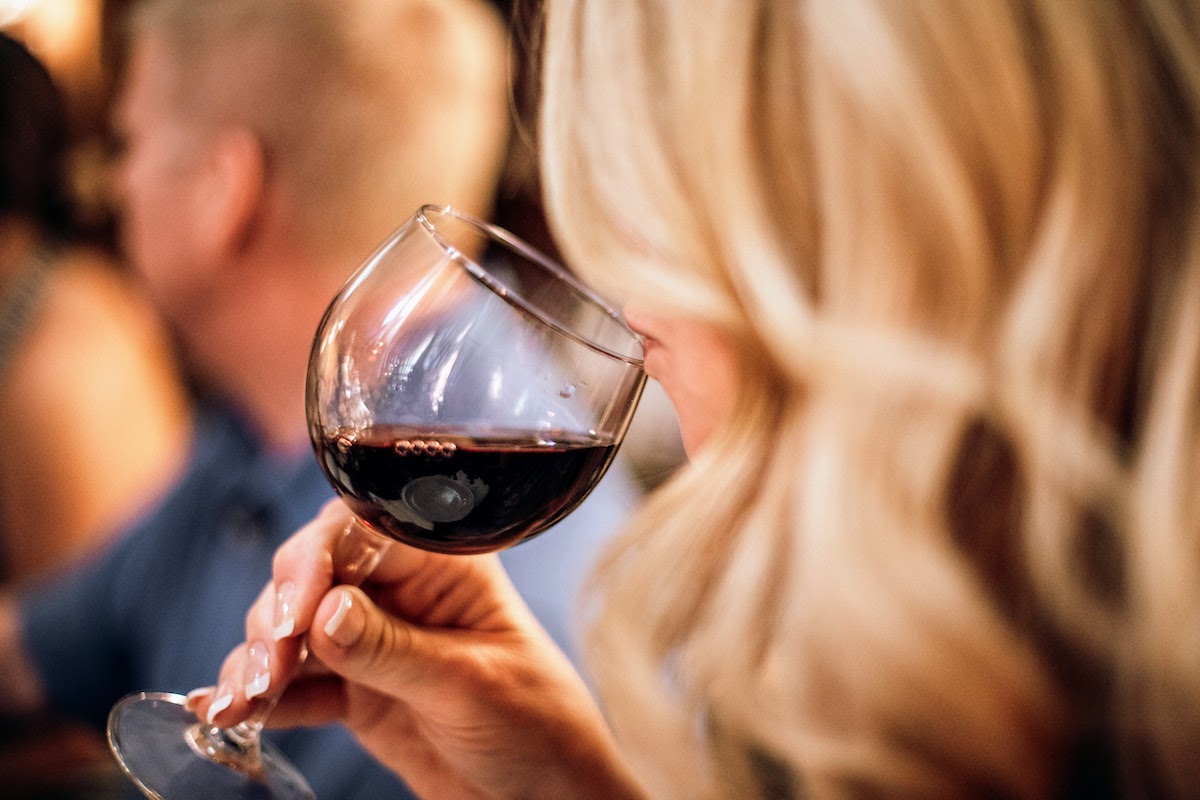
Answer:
[272,581,296,641]
[323,589,357,644]
[185,686,214,713]
[207,685,233,724]
[244,641,271,699]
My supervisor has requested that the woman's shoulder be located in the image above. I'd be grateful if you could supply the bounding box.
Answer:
[2,243,192,472]
[0,245,193,580]
[24,246,181,387]
[42,246,159,333]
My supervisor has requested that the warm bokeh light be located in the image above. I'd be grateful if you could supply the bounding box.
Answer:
[0,0,37,28]
[0,0,37,27]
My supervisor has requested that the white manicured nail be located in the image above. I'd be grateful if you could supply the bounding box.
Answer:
[324,590,353,638]
[184,686,214,714]
[207,689,233,724]
[244,641,271,699]
[272,581,296,641]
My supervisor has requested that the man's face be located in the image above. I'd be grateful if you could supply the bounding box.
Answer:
[111,35,211,325]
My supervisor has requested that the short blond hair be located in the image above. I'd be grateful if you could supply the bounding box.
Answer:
[541,0,1200,797]
[130,0,510,261]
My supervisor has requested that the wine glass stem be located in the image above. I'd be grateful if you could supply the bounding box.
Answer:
[220,518,391,754]
[332,517,391,586]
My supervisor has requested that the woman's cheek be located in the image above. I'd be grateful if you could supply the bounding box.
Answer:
[654,333,738,457]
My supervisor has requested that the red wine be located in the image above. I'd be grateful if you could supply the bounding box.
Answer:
[315,426,618,554]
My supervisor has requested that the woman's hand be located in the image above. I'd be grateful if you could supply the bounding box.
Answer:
[188,500,644,800]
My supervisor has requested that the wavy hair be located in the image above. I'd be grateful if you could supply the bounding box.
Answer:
[539,1,1200,797]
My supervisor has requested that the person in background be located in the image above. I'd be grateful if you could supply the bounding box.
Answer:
[0,0,640,798]
[0,32,190,586]
[0,30,192,799]
[200,0,1200,798]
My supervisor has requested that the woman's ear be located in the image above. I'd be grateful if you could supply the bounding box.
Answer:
[193,125,265,263]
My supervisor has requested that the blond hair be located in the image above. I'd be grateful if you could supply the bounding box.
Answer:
[129,0,510,262]
[540,0,1200,797]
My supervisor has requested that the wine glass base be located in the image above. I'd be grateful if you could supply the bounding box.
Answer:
[108,692,314,799]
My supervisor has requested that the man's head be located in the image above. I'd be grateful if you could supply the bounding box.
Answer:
[112,0,511,328]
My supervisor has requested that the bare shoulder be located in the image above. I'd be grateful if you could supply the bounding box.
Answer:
[5,244,190,459]
[23,247,180,387]
[0,247,191,572]
[42,247,164,337]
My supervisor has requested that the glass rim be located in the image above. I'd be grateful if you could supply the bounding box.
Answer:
[413,204,644,366]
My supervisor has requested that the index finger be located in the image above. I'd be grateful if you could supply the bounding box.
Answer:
[270,499,514,638]
[267,499,354,645]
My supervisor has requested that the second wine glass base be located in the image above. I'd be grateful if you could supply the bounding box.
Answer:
[108,692,315,800]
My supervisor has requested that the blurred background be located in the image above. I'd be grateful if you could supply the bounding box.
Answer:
[1,0,684,493]
[3,0,122,244]
[0,0,540,251]
[0,6,685,795]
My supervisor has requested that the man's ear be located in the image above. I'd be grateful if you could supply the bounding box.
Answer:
[194,126,265,263]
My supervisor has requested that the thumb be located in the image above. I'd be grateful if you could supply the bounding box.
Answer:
[310,586,448,697]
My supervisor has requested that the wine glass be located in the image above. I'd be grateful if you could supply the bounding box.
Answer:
[106,205,645,798]
[308,204,646,555]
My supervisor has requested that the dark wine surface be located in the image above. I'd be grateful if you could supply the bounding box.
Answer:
[315,426,618,554]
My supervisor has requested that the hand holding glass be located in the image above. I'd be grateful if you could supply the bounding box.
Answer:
[106,205,646,798]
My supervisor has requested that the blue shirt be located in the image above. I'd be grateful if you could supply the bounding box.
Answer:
[18,402,638,798]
